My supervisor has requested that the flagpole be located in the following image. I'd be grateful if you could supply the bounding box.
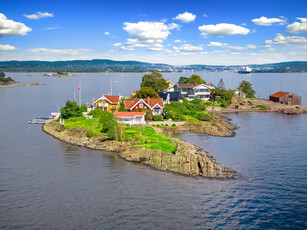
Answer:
[78,82,81,105]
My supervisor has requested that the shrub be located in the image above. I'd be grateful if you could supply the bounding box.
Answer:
[153,115,163,121]
[165,124,168,126]
[80,104,88,112]
[88,109,105,118]
[195,112,212,121]
[60,100,83,119]
[172,124,176,127]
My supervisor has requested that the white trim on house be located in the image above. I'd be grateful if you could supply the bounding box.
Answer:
[129,99,151,111]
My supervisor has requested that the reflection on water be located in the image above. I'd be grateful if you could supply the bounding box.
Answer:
[163,129,186,137]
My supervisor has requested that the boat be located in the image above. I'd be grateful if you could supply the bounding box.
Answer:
[238,66,252,74]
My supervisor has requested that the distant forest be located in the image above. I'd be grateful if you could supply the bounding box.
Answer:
[0,59,306,73]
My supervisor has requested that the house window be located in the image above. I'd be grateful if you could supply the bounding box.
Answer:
[153,109,160,114]
[289,95,293,98]
[139,103,143,108]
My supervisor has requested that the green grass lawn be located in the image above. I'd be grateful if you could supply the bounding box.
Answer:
[60,116,177,153]
[124,126,177,153]
[63,116,100,130]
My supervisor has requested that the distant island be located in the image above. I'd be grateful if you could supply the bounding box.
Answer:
[43,72,75,77]
[0,59,306,73]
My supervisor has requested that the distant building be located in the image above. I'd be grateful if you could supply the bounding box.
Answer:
[92,95,121,113]
[124,97,164,115]
[269,91,301,105]
[173,83,210,100]
[157,92,181,104]
[115,112,145,126]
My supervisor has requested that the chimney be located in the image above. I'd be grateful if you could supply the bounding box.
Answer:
[147,97,150,106]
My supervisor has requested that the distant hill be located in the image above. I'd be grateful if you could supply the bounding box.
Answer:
[0,59,170,72]
[0,59,306,72]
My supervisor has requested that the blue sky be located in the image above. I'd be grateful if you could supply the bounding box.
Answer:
[1,0,307,65]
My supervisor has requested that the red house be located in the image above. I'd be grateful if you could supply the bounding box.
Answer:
[124,97,164,115]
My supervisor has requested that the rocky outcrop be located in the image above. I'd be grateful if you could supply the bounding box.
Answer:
[184,112,236,137]
[43,121,235,179]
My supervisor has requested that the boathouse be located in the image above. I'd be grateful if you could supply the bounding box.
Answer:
[269,91,302,105]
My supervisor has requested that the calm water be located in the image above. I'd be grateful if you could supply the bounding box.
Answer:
[0,72,306,229]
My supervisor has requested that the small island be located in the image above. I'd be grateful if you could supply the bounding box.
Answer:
[0,72,16,84]
[43,72,76,77]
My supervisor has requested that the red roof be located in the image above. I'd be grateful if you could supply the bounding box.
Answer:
[104,95,120,104]
[270,91,290,98]
[115,112,145,117]
[124,97,164,110]
[207,83,212,86]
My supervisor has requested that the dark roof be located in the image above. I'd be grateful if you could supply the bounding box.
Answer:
[158,92,181,101]
[270,91,290,98]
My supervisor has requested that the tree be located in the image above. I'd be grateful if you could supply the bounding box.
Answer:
[118,98,127,112]
[217,78,225,90]
[239,80,256,97]
[187,75,205,84]
[140,71,168,91]
[0,72,5,80]
[136,86,160,98]
[60,100,83,119]
[99,111,117,133]
[178,76,189,84]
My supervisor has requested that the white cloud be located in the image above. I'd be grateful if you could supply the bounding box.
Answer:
[104,31,110,35]
[203,14,208,18]
[23,12,54,20]
[177,44,203,52]
[174,39,186,43]
[207,41,227,47]
[27,48,93,55]
[199,23,249,36]
[173,11,196,23]
[0,44,16,51]
[252,16,286,26]
[45,27,59,30]
[113,43,122,47]
[264,33,307,45]
[286,17,307,34]
[247,44,256,49]
[207,41,256,50]
[0,13,32,36]
[122,21,180,51]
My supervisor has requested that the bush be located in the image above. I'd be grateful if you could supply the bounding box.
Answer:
[195,112,212,121]
[165,124,168,126]
[88,109,105,118]
[99,111,117,133]
[172,124,176,127]
[80,104,88,112]
[153,115,163,121]
[60,100,83,119]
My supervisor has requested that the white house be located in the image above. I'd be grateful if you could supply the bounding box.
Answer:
[174,83,211,100]
[115,112,146,126]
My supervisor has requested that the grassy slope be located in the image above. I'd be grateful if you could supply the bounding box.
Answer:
[61,116,177,153]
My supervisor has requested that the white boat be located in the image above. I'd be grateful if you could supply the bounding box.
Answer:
[238,66,252,74]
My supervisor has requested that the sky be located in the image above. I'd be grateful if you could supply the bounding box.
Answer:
[1,0,307,65]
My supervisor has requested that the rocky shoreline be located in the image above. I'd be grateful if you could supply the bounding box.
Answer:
[43,121,236,179]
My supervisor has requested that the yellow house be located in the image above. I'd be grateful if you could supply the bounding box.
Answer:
[93,95,121,114]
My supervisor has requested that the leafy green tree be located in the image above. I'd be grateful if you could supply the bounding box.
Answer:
[60,100,83,119]
[178,76,189,84]
[217,78,225,90]
[136,86,160,98]
[99,111,117,134]
[187,75,205,84]
[80,104,88,112]
[140,71,168,91]
[0,72,5,80]
[239,80,256,97]
[118,98,127,112]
